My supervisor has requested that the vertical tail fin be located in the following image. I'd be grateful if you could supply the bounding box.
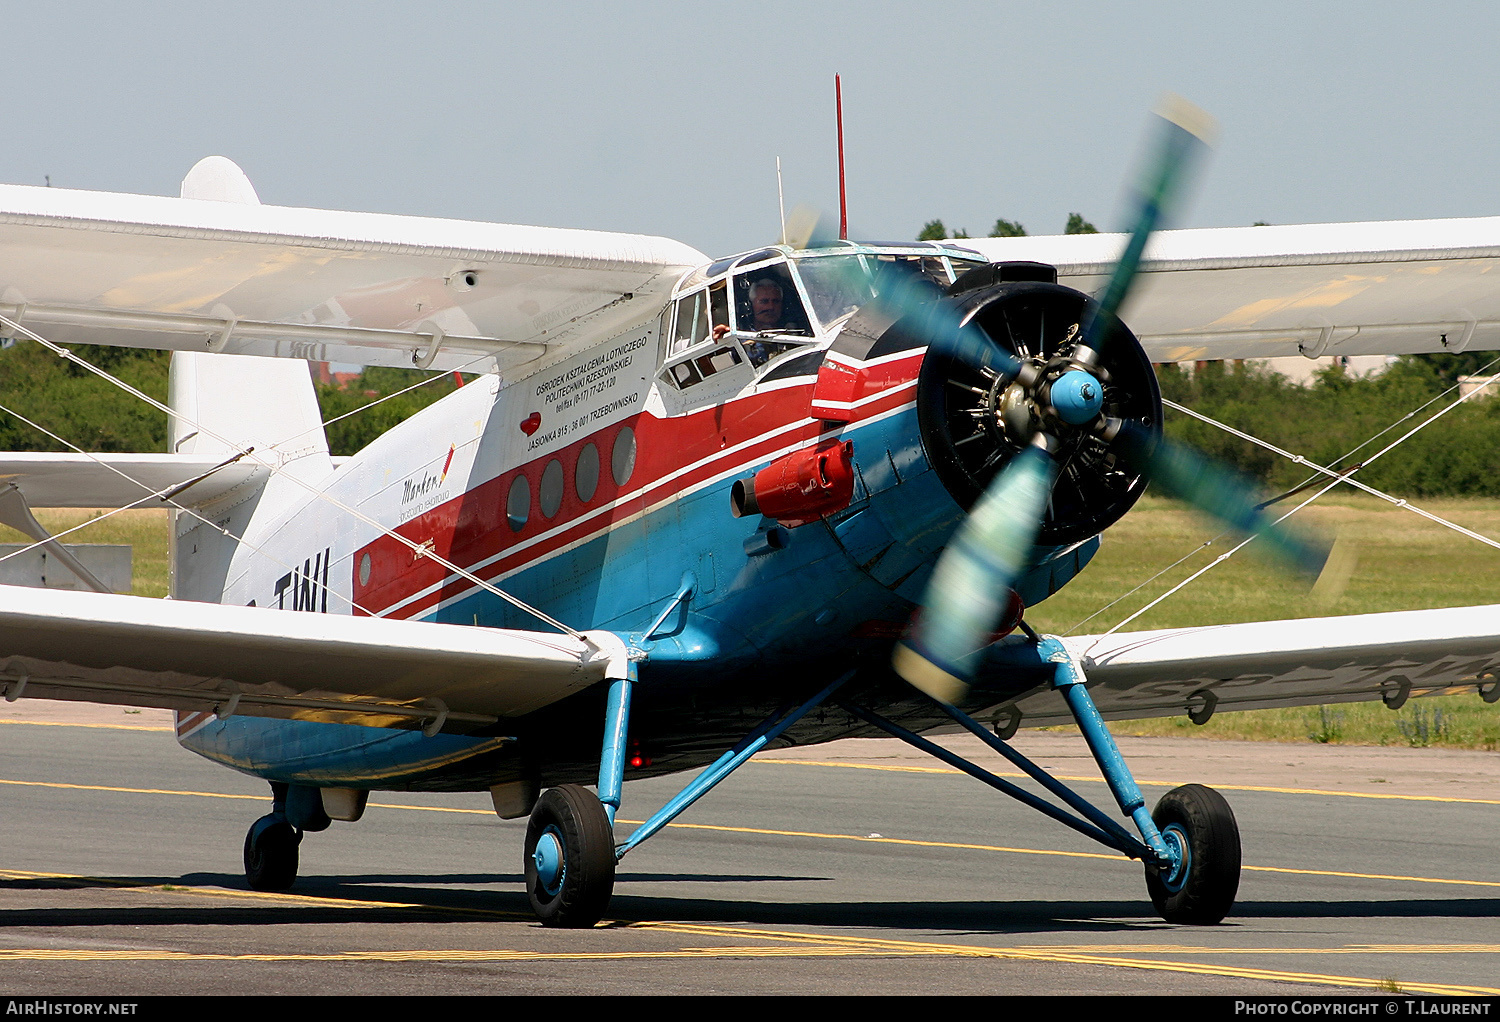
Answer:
[169,157,334,601]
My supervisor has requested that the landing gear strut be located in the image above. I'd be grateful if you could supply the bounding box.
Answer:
[847,633,1243,924]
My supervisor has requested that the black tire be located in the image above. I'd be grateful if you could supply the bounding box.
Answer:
[243,815,301,891]
[523,784,616,927]
[1145,783,1241,925]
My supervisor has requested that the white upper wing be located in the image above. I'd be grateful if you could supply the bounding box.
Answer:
[0,586,620,733]
[961,218,1500,362]
[993,604,1500,727]
[0,180,706,374]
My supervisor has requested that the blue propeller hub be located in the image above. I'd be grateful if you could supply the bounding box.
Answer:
[1050,369,1105,425]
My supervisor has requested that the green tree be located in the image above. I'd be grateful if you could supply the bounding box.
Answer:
[989,218,1027,237]
[1389,351,1500,391]
[0,341,169,452]
[317,366,465,455]
[1065,213,1099,235]
[917,219,947,241]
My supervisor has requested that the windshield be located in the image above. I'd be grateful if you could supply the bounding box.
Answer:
[794,255,877,329]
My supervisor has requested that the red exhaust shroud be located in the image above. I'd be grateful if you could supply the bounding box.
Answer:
[731,441,855,528]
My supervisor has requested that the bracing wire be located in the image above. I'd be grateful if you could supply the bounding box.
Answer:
[0,399,382,617]
[0,313,586,642]
[1085,364,1500,644]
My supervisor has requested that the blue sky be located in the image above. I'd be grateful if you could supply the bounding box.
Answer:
[6,2,1498,258]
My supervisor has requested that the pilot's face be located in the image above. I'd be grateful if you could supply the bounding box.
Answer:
[752,287,783,328]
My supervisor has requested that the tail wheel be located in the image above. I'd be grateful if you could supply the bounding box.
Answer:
[1145,784,1241,925]
[523,784,616,928]
[244,815,301,891]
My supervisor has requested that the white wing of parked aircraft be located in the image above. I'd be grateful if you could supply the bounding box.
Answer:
[0,165,707,376]
[0,585,620,732]
[1008,604,1500,726]
[962,217,1500,362]
[0,585,1493,737]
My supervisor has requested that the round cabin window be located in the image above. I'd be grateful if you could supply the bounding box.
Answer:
[507,474,530,532]
[611,425,637,487]
[358,553,371,587]
[539,458,564,519]
[575,443,600,503]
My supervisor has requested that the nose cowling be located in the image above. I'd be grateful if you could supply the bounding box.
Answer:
[911,270,1162,548]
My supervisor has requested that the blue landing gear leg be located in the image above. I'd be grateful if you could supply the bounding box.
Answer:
[244,782,301,891]
[523,660,635,927]
[851,634,1240,925]
[1039,636,1240,924]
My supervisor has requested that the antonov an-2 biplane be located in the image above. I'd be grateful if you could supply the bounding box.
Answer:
[1,112,1499,928]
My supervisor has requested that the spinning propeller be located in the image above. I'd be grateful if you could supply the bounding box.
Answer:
[884,97,1340,704]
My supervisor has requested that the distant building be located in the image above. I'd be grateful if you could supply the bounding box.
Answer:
[308,361,362,389]
[1170,355,1391,383]
[1457,374,1500,400]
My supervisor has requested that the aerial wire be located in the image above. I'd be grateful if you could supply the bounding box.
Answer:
[0,313,586,642]
[1084,363,1500,645]
[1067,353,1500,635]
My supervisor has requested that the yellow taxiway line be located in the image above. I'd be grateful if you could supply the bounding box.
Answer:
[3,776,1499,891]
[1,869,1495,995]
[6,715,1495,806]
[752,757,1500,806]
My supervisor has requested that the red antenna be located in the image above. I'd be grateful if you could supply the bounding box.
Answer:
[836,74,848,241]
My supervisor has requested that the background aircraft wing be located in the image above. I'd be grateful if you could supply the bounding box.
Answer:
[985,604,1500,726]
[0,586,617,733]
[962,218,1500,363]
[0,177,706,375]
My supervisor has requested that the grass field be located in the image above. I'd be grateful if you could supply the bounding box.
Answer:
[1026,492,1500,750]
[3,494,1497,749]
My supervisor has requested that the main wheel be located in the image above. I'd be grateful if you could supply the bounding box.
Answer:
[244,814,301,891]
[523,784,616,927]
[1145,783,1241,924]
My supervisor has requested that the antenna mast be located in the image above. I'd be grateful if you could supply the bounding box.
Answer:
[776,156,787,244]
[836,74,848,241]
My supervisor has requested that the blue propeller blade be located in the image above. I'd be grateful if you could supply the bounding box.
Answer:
[892,97,1230,708]
[1079,96,1216,359]
[893,443,1057,703]
[1110,421,1331,576]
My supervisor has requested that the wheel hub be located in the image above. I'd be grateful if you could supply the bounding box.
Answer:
[533,826,566,895]
[1157,822,1191,893]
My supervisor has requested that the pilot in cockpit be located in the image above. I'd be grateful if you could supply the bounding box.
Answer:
[712,277,806,367]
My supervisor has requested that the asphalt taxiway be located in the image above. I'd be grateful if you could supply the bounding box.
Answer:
[1,701,1497,996]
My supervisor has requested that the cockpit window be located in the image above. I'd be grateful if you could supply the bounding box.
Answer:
[948,256,987,279]
[795,254,876,327]
[870,253,953,290]
[730,262,813,368]
[671,289,708,355]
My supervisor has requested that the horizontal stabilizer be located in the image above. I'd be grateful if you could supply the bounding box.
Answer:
[0,452,351,508]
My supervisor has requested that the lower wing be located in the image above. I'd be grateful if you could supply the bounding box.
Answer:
[0,586,622,733]
[987,604,1500,726]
